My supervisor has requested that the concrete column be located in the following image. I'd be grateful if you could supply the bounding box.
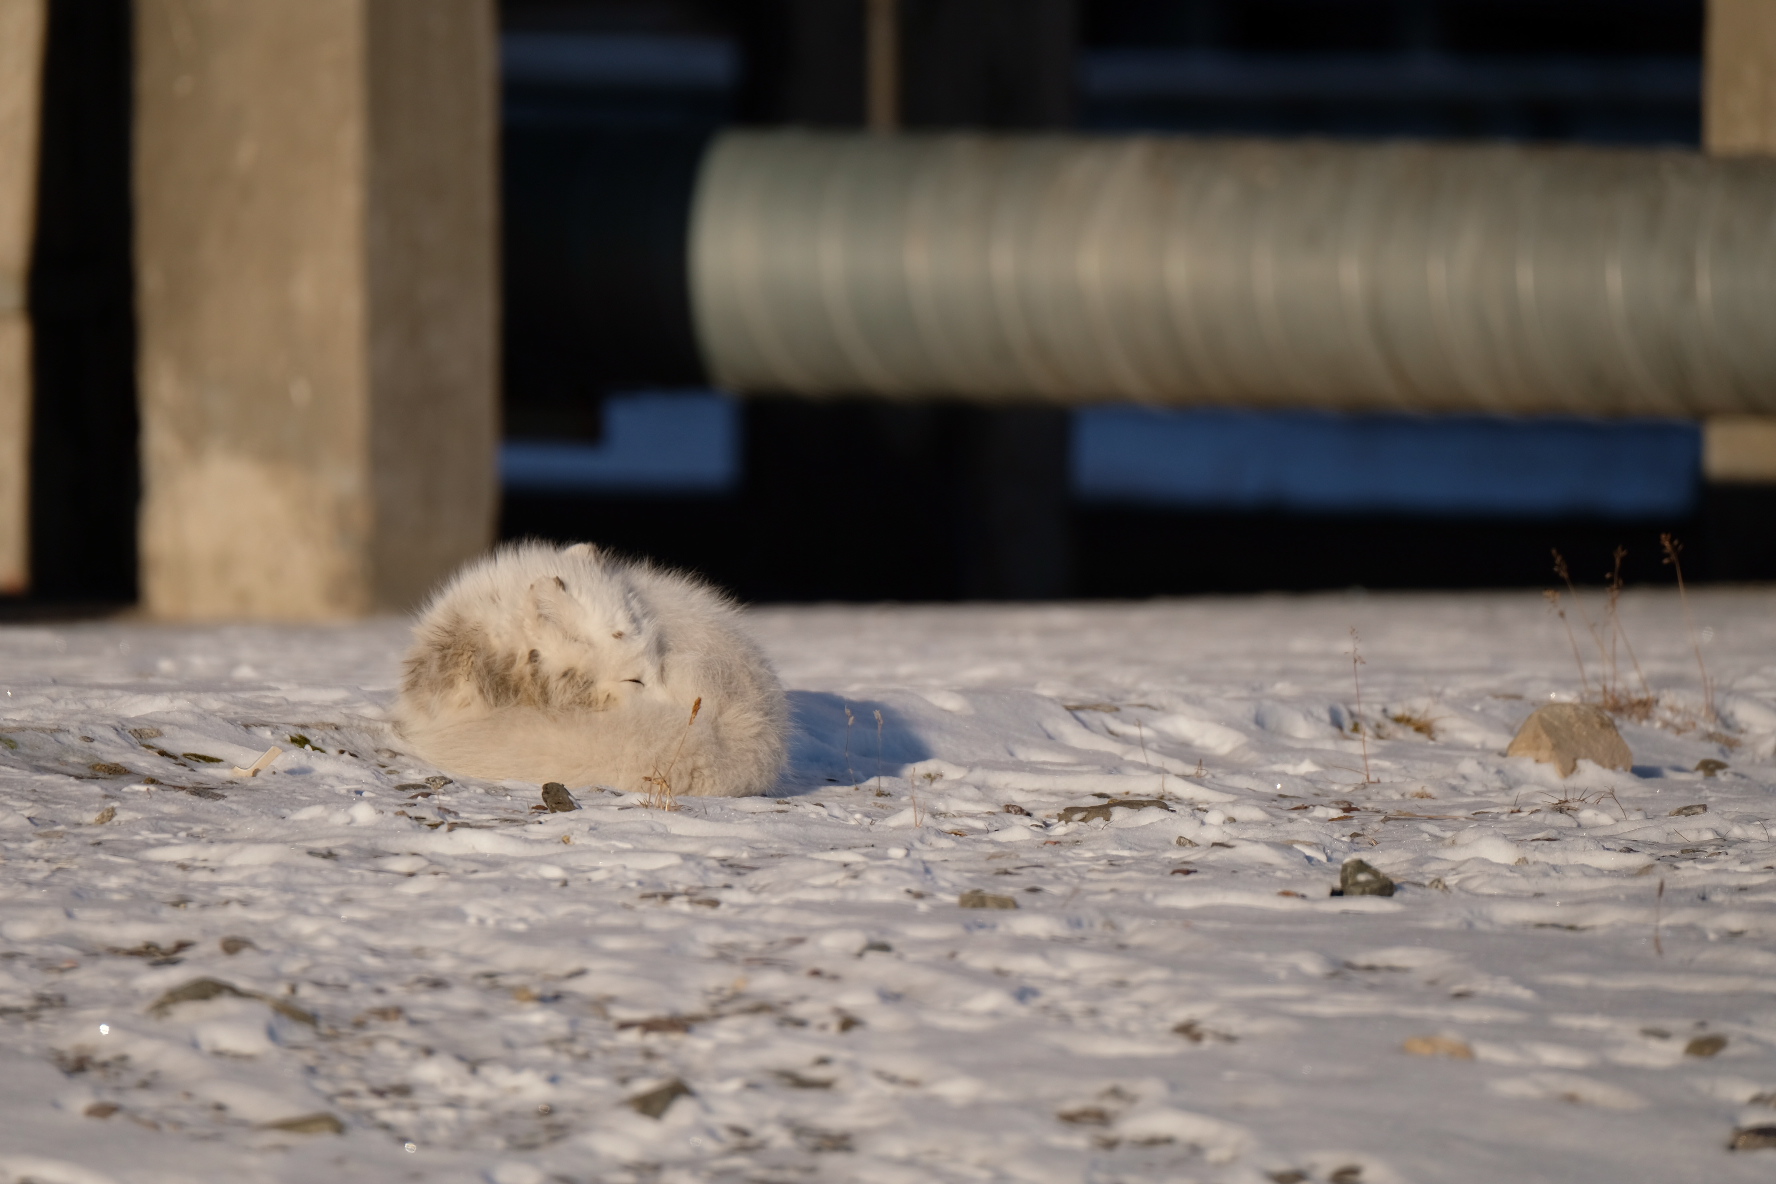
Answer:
[1706,0,1776,155]
[0,0,46,595]
[134,0,498,619]
[1703,1,1776,578]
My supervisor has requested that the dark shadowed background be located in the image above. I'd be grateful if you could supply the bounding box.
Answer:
[26,0,1769,610]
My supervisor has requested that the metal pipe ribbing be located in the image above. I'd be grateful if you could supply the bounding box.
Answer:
[690,131,1776,416]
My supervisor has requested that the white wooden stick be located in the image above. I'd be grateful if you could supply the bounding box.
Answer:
[231,746,282,777]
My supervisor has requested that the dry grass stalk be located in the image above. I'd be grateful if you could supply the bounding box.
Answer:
[1607,547,1655,705]
[1347,627,1378,785]
[874,709,885,795]
[843,704,857,787]
[1543,588,1591,700]
[1538,785,1627,821]
[1551,548,1654,721]
[1386,709,1441,740]
[1661,533,1716,725]
[1653,877,1665,957]
[908,772,925,827]
[642,697,702,810]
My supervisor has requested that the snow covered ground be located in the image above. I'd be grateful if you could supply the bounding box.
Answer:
[2,588,1775,1184]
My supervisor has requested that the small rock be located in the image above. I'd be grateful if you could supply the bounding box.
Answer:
[1058,797,1172,824]
[958,889,1018,910]
[88,763,131,777]
[1175,836,1198,848]
[616,1016,693,1035]
[541,782,578,812]
[625,1078,692,1119]
[1057,1105,1113,1127]
[1685,1033,1728,1058]
[1001,803,1029,816]
[91,806,116,825]
[1505,703,1631,777]
[111,940,192,960]
[1328,1168,1364,1184]
[792,1126,853,1153]
[1173,1019,1237,1044]
[147,977,316,1026]
[147,979,241,1015]
[1696,759,1728,777]
[1267,1174,1309,1184]
[1333,858,1394,897]
[1731,1125,1776,1151]
[83,1102,120,1119]
[1668,803,1708,817]
[258,1112,343,1135]
[1402,1034,1474,1059]
[219,936,257,956]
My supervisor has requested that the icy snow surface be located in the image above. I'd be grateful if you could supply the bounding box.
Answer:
[2,589,1776,1183]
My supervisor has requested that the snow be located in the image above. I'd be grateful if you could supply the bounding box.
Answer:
[1,588,1774,1183]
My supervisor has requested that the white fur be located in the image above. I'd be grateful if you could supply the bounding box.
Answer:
[394,542,787,797]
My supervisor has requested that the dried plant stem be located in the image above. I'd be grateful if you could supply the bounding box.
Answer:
[874,709,885,795]
[1553,550,1609,693]
[1611,549,1654,702]
[1348,627,1377,785]
[1603,548,1625,694]
[643,697,702,810]
[1661,533,1715,724]
[1604,546,1656,705]
[1653,877,1665,957]
[1544,589,1591,700]
[843,704,857,787]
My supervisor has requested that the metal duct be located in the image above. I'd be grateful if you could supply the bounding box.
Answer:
[689,131,1776,415]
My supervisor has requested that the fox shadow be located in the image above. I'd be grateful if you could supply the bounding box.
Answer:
[777,691,933,797]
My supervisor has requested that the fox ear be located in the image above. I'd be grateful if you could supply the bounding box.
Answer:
[529,576,572,624]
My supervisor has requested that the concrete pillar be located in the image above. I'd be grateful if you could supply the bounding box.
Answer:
[1703,0,1776,486]
[0,0,46,595]
[134,0,498,619]
[1706,0,1776,156]
[1702,1,1776,578]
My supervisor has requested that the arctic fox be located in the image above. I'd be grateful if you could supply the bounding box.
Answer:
[395,542,787,797]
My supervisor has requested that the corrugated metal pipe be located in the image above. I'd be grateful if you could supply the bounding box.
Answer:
[689,132,1776,416]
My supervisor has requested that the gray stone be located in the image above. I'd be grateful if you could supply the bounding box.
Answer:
[958,890,1018,910]
[625,1078,691,1119]
[1685,1033,1728,1058]
[1730,1125,1776,1152]
[1335,858,1395,897]
[1505,703,1632,777]
[258,1112,344,1135]
[1058,797,1172,823]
